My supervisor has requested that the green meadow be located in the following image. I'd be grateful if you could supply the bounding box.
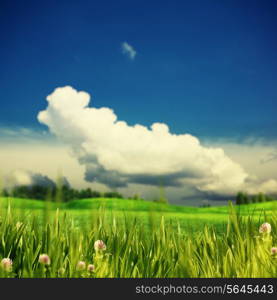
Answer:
[1,197,276,230]
[0,197,276,278]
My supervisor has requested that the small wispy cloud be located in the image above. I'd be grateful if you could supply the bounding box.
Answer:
[121,42,137,60]
[0,127,50,142]
[260,151,277,164]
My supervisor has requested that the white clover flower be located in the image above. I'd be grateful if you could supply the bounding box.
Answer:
[1,258,13,272]
[94,240,106,251]
[39,254,51,265]
[87,264,95,273]
[259,223,271,234]
[76,261,86,271]
[271,247,277,255]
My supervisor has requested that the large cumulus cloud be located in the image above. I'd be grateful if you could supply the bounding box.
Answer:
[37,86,277,198]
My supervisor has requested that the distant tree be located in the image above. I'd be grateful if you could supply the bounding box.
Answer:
[77,188,91,199]
[12,186,29,198]
[31,185,49,200]
[60,185,75,202]
[265,195,274,202]
[10,185,50,200]
[7,184,126,202]
[103,191,123,198]
[243,192,250,204]
[2,189,9,197]
[236,191,251,205]
[236,192,245,205]
[91,190,101,198]
[132,193,140,200]
[257,192,266,203]
[252,195,259,203]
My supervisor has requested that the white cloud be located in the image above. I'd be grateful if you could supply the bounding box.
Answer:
[248,179,277,195]
[36,86,277,198]
[121,42,137,60]
[9,170,33,186]
[6,169,56,188]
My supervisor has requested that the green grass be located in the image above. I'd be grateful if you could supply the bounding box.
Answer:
[1,197,276,231]
[2,196,277,213]
[0,197,276,277]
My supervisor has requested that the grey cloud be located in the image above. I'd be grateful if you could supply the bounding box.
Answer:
[7,169,70,188]
[84,164,128,188]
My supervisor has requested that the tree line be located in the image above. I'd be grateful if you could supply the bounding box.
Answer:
[236,191,274,205]
[1,185,125,202]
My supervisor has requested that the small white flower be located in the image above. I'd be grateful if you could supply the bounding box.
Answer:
[271,247,277,255]
[87,264,95,272]
[94,240,106,251]
[76,261,86,271]
[259,223,271,234]
[1,258,12,272]
[39,254,51,265]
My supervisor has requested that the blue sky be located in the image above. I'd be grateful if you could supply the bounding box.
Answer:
[1,0,277,139]
[1,0,277,204]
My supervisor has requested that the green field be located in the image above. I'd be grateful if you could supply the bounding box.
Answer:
[1,197,277,231]
[0,197,276,278]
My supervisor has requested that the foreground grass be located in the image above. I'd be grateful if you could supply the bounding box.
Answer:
[0,198,276,277]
